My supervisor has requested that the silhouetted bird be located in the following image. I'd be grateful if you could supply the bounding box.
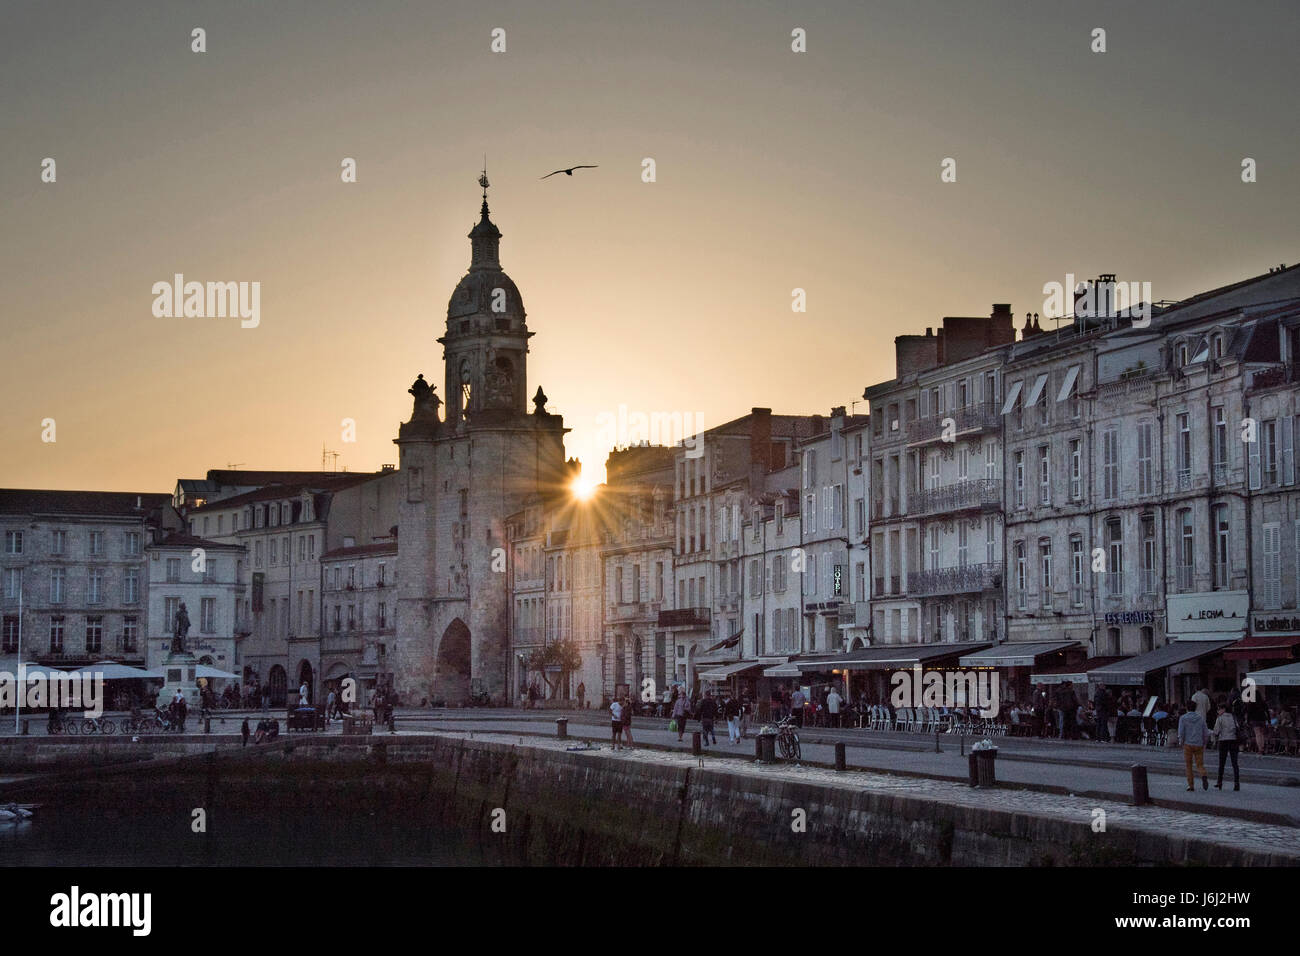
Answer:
[541,165,598,179]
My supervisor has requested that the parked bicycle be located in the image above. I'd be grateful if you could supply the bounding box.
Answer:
[759,715,801,760]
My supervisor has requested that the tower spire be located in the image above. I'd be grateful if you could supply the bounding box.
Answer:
[469,165,501,271]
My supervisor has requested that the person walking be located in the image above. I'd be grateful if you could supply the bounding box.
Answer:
[1177,703,1210,791]
[1212,703,1241,791]
[1245,694,1268,753]
[620,695,636,749]
[1094,686,1113,743]
[671,689,690,742]
[698,691,718,745]
[825,686,843,729]
[723,693,742,744]
[325,688,337,724]
[241,718,250,747]
[609,697,624,750]
[790,687,806,727]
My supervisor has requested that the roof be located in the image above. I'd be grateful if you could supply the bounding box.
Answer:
[150,533,246,552]
[321,541,398,560]
[189,473,378,511]
[0,489,171,518]
[204,469,346,486]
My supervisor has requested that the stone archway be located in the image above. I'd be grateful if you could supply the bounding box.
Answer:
[434,618,472,704]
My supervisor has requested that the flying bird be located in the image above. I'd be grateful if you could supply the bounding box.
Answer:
[541,165,598,179]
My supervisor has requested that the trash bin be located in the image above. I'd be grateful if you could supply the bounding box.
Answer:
[972,745,998,787]
[757,727,777,763]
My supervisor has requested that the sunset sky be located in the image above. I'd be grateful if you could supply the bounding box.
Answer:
[2,0,1296,491]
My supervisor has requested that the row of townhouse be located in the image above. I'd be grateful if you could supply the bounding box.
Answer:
[843,265,1300,709]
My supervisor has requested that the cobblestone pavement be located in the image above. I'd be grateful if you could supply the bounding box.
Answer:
[430,727,1300,863]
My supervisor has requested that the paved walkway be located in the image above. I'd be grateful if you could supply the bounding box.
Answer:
[406,709,1300,827]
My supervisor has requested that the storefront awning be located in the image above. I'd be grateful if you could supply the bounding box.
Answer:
[1086,640,1234,685]
[1029,655,1128,685]
[698,659,778,682]
[1246,661,1300,687]
[958,641,1078,668]
[762,661,802,677]
[794,642,990,673]
[1224,634,1300,661]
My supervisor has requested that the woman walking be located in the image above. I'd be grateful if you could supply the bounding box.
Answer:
[671,689,690,742]
[610,696,624,751]
[1213,702,1241,791]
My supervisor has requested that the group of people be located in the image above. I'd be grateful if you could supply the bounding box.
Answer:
[664,689,748,745]
[240,716,280,745]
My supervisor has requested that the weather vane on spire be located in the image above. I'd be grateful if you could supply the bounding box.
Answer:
[479,156,489,202]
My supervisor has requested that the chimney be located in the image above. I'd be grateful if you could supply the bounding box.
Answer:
[750,408,772,465]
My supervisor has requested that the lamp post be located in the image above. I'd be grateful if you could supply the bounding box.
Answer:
[14,585,22,735]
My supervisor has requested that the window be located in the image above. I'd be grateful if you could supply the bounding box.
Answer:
[986,515,996,564]
[1140,626,1154,653]
[1038,445,1050,505]
[4,531,22,555]
[929,526,940,572]
[0,616,15,654]
[957,522,969,568]
[1262,419,1278,485]
[1039,539,1052,608]
[985,441,996,480]
[269,539,277,566]
[1137,422,1154,495]
[1015,541,1026,609]
[1106,518,1123,597]
[1070,535,1084,606]
[332,606,341,632]
[773,555,786,592]
[832,485,844,530]
[88,568,103,605]
[254,541,263,568]
[805,495,815,533]
[958,447,970,481]
[124,568,140,604]
[1106,627,1121,656]
[85,616,103,654]
[1141,515,1157,595]
[1212,407,1228,481]
[1177,509,1194,591]
[125,532,141,557]
[1212,504,1230,589]
[201,597,216,633]
[1176,413,1191,489]
[2,567,19,601]
[853,498,865,537]
[1014,452,1025,509]
[1102,429,1119,500]
[1069,439,1082,500]
[51,529,65,555]
[49,616,64,653]
[378,602,387,628]
[347,605,356,630]
[50,567,65,604]
[122,616,138,652]
[776,501,785,536]
[89,531,103,556]
[167,557,181,582]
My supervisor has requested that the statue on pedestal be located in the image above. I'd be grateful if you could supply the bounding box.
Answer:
[408,373,442,421]
[171,602,190,655]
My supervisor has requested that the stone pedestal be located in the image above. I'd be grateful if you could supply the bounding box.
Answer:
[155,652,202,712]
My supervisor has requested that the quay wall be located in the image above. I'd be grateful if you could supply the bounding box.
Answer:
[1,735,1292,866]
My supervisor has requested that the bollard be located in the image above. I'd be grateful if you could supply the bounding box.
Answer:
[755,736,764,761]
[691,731,702,756]
[204,717,211,734]
[968,752,979,787]
[555,717,568,740]
[760,734,776,763]
[20,719,28,736]
[1131,764,1150,806]
[935,730,941,753]
[834,741,846,771]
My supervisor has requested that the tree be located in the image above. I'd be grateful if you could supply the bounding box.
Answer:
[527,639,582,699]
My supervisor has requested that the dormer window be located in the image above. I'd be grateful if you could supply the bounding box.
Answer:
[1176,342,1188,366]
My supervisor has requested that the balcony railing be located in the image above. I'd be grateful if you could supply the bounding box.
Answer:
[907,562,1001,597]
[1176,565,1194,591]
[1105,571,1124,598]
[912,478,1000,516]
[657,607,711,628]
[906,402,1002,445]
[837,601,871,627]
[1140,569,1159,596]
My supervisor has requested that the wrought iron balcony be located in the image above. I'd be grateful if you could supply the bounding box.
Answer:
[907,562,1001,597]
[911,478,1000,517]
[657,607,711,628]
[837,601,871,628]
[906,402,1002,445]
